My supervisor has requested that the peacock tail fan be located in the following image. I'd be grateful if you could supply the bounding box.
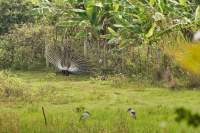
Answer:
[45,44,96,74]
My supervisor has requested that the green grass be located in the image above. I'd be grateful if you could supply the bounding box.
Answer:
[0,71,200,133]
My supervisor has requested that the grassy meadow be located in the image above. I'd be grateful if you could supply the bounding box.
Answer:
[1,0,200,133]
[0,71,200,133]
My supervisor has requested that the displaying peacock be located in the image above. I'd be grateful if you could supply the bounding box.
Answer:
[45,44,95,76]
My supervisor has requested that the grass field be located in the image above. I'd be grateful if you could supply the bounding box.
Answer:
[0,71,200,133]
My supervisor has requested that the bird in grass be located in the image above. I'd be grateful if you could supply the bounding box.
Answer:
[127,108,136,119]
[79,111,91,121]
[46,44,95,76]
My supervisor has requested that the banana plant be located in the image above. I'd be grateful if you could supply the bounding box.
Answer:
[63,0,116,39]
[34,0,200,48]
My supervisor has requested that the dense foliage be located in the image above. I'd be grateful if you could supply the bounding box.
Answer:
[0,0,200,85]
[0,0,35,35]
[0,24,54,69]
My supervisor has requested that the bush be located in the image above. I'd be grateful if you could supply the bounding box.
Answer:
[0,24,54,70]
[0,71,27,100]
[0,0,35,35]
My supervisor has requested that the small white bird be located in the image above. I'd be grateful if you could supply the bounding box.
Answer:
[127,108,136,119]
[79,111,91,121]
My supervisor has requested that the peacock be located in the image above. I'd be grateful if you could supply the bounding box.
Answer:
[45,44,94,76]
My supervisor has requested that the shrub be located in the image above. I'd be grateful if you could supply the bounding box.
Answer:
[0,24,54,70]
[0,0,35,35]
[0,71,27,100]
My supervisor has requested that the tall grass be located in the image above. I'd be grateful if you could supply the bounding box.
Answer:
[0,71,30,101]
[0,71,199,133]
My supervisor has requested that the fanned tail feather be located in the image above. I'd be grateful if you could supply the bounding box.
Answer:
[46,44,95,74]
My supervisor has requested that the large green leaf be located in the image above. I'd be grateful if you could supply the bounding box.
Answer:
[149,0,156,6]
[178,0,186,6]
[85,0,98,25]
[158,0,166,12]
[146,22,157,38]
[195,6,200,22]
[113,2,120,12]
[107,27,118,36]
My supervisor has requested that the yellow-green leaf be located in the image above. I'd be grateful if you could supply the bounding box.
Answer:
[195,6,200,21]
[113,2,120,12]
[149,0,156,6]
[107,27,118,36]
[179,0,186,6]
[146,23,157,38]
